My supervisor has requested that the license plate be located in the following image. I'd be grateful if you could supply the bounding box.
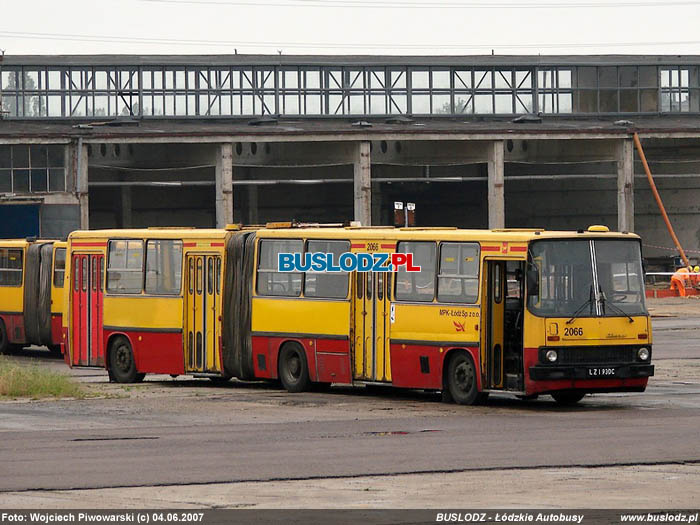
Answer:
[587,367,617,377]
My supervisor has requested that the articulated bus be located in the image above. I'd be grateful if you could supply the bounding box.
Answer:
[0,239,67,355]
[63,225,653,405]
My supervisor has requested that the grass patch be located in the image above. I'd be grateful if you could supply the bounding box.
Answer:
[0,356,86,400]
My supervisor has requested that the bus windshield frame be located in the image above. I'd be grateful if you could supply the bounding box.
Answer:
[527,238,647,318]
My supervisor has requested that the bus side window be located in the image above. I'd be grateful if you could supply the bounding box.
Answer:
[0,248,23,287]
[53,248,66,288]
[188,258,194,294]
[196,258,203,295]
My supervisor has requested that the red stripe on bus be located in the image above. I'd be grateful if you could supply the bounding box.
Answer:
[351,243,365,249]
[510,246,527,252]
[210,242,225,247]
[183,242,197,247]
[481,246,500,251]
[380,244,396,249]
[72,242,107,247]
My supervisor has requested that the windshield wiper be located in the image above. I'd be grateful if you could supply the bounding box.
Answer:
[600,291,634,323]
[566,285,594,324]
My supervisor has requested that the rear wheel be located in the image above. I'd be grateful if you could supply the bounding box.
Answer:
[278,343,311,393]
[446,351,480,405]
[109,337,142,383]
[552,391,586,405]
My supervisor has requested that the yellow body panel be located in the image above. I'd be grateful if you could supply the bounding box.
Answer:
[524,311,651,349]
[391,303,480,343]
[252,297,350,336]
[102,296,183,330]
[51,242,67,316]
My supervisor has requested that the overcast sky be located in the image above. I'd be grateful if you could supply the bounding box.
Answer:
[2,0,700,56]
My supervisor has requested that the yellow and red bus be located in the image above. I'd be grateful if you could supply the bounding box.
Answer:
[0,239,66,354]
[63,225,653,405]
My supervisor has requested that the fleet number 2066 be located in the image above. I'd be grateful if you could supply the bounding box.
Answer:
[564,327,584,336]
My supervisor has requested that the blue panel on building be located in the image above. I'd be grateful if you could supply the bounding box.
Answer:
[0,204,40,238]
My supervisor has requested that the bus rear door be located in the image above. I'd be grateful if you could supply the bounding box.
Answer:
[184,253,222,373]
[71,253,105,366]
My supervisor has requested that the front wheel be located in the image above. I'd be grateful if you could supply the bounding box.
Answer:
[552,391,586,405]
[446,351,481,405]
[278,343,311,393]
[109,337,143,383]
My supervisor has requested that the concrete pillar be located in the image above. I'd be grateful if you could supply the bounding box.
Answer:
[121,186,132,228]
[353,141,371,226]
[487,140,505,229]
[76,139,89,229]
[215,143,234,228]
[617,138,635,232]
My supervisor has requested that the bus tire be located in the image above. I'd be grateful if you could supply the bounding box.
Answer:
[209,376,232,385]
[446,351,480,405]
[109,336,140,383]
[0,320,8,354]
[278,343,311,393]
[48,345,62,357]
[552,391,586,405]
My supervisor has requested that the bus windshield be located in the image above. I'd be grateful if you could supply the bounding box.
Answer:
[528,239,646,318]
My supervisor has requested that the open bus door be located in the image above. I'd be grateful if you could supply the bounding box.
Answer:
[482,259,525,391]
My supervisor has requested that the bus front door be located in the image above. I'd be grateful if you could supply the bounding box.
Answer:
[483,260,505,389]
[353,270,391,382]
[184,254,222,374]
[71,253,105,366]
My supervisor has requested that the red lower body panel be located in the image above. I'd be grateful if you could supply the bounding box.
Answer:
[523,347,649,395]
[51,314,63,347]
[1,313,25,344]
[103,329,184,376]
[389,344,482,391]
[251,335,352,384]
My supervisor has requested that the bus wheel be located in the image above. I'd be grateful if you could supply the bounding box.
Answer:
[0,320,8,354]
[278,343,310,393]
[446,351,480,405]
[552,391,586,405]
[48,345,62,357]
[109,337,140,383]
[209,376,232,385]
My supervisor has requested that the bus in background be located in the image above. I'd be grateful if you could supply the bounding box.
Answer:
[0,239,66,355]
[63,225,653,405]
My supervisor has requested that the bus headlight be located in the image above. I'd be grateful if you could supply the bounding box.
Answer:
[545,350,558,363]
[637,347,650,361]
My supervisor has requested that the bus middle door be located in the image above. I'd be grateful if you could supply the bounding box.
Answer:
[71,253,104,366]
[352,242,392,382]
[185,253,221,374]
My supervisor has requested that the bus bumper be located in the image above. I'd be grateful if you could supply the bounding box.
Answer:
[529,364,654,381]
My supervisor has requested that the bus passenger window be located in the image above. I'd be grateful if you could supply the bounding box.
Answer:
[437,242,480,304]
[395,241,436,302]
[304,240,350,299]
[0,248,23,287]
[256,239,303,297]
[53,248,66,288]
[107,240,144,294]
[145,240,183,295]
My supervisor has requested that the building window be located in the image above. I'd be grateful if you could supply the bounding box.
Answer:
[107,240,144,294]
[0,144,65,194]
[661,67,690,112]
